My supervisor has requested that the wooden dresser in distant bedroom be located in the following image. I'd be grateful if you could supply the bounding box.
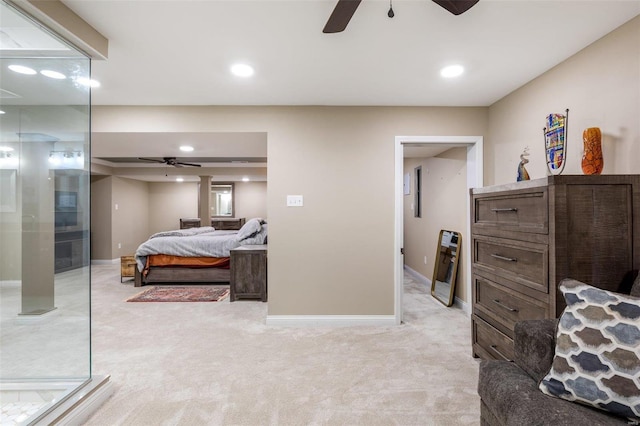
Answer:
[211,217,246,230]
[470,175,640,361]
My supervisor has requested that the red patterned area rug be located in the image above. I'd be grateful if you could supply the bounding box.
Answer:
[126,286,229,302]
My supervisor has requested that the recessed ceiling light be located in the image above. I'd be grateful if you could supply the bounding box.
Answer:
[231,63,254,77]
[440,64,464,78]
[175,177,184,182]
[0,110,5,115]
[242,177,250,182]
[179,145,194,152]
[40,70,66,79]
[76,77,101,88]
[8,64,36,75]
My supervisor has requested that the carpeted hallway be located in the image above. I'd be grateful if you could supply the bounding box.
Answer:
[86,264,480,425]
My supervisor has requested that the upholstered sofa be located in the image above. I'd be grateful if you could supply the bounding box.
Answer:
[478,318,631,425]
[478,272,640,426]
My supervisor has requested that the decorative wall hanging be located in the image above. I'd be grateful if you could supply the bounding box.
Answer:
[543,109,569,175]
[581,127,603,175]
[517,146,530,182]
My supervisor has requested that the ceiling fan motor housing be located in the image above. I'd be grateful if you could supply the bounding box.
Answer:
[323,0,479,33]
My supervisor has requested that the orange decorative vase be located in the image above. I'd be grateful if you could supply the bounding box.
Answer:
[581,127,603,175]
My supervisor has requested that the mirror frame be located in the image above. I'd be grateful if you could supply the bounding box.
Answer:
[210,182,235,218]
[431,229,461,307]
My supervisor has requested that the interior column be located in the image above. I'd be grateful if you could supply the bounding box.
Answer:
[199,175,211,226]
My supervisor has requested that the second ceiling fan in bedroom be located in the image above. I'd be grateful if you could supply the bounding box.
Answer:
[323,0,479,33]
[137,157,202,167]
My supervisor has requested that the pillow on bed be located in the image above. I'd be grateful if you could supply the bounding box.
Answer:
[237,218,263,241]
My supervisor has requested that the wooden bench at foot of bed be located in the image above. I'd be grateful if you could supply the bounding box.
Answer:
[134,265,231,287]
[134,255,231,287]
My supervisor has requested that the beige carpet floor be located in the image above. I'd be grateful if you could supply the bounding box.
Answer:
[85,265,480,425]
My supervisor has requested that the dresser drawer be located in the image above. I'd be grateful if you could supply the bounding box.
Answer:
[473,189,548,235]
[473,236,548,293]
[474,275,548,337]
[473,316,514,361]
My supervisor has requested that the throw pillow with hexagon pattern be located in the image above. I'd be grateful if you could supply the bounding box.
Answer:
[539,278,640,421]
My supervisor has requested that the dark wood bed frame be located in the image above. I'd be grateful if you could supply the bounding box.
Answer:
[134,265,230,287]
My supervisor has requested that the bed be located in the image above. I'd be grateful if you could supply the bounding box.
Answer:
[134,218,267,287]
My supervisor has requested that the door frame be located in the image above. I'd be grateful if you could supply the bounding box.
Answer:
[394,135,483,324]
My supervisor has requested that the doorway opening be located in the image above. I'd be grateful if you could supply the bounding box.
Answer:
[394,136,483,324]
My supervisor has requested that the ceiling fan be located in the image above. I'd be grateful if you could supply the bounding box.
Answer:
[137,157,202,167]
[323,0,479,33]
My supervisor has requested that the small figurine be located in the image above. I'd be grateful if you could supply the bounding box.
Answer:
[517,146,530,182]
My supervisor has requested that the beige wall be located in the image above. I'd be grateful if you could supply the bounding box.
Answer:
[487,16,640,186]
[112,177,150,257]
[403,147,468,302]
[148,181,198,234]
[92,106,488,315]
[90,175,112,260]
[235,181,267,220]
[91,176,150,260]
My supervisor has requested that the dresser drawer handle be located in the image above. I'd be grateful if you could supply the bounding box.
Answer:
[491,254,517,262]
[493,299,518,313]
[489,344,512,362]
[491,208,518,212]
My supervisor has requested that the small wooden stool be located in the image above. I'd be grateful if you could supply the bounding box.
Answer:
[120,255,136,282]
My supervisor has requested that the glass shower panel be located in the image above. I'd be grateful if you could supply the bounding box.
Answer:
[0,1,92,423]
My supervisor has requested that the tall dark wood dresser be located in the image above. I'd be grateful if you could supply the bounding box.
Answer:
[470,175,640,361]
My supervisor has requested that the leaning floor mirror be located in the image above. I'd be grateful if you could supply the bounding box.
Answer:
[431,230,461,307]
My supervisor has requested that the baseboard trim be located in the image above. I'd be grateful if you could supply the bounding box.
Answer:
[454,296,471,316]
[266,315,397,327]
[404,265,431,287]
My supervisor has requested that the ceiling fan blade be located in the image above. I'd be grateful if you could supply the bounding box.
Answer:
[323,0,362,34]
[175,161,202,168]
[432,0,479,15]
[138,157,165,164]
[138,156,201,167]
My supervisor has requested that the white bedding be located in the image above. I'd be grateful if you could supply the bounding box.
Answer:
[135,219,267,272]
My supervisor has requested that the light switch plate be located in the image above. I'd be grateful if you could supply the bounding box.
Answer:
[287,195,303,207]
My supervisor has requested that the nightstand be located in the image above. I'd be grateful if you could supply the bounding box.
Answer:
[180,218,201,229]
[120,255,136,282]
[230,245,267,302]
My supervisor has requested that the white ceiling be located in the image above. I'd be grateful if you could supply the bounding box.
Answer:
[62,0,640,107]
[3,1,639,181]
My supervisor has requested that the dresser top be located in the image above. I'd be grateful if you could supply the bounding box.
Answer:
[471,174,640,195]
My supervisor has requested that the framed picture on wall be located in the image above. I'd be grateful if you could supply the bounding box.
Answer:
[0,169,17,212]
